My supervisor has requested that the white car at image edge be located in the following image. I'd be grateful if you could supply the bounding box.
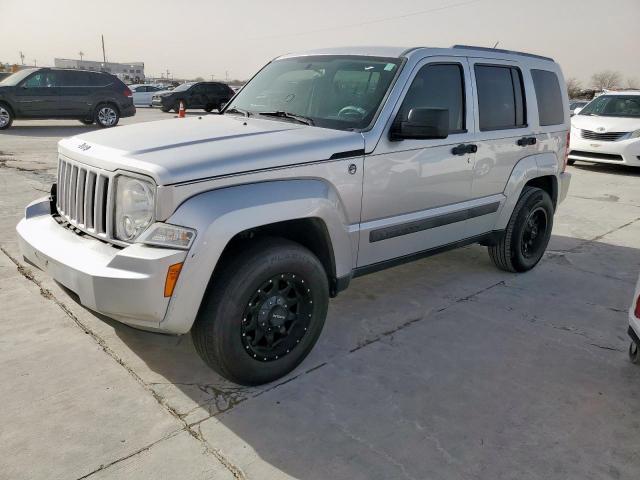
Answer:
[569,91,640,167]
[629,275,640,364]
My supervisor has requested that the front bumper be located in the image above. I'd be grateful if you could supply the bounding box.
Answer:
[16,197,186,332]
[569,129,640,166]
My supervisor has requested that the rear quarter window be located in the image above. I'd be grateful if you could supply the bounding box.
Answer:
[531,69,564,126]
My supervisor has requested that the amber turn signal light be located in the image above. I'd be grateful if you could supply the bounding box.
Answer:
[164,263,183,297]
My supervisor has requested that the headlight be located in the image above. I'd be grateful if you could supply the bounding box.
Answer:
[114,175,155,241]
[630,129,640,139]
[137,223,196,250]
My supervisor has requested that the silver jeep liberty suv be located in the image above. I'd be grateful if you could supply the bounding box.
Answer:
[17,45,571,385]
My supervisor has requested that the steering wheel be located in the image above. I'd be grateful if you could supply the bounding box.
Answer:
[337,105,366,121]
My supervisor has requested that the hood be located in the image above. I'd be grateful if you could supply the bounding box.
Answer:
[571,114,640,133]
[58,115,364,185]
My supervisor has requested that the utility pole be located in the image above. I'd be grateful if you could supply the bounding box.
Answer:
[79,51,84,61]
[225,70,229,82]
[19,51,25,65]
[166,69,170,80]
[210,74,214,81]
[33,59,37,67]
[101,35,106,63]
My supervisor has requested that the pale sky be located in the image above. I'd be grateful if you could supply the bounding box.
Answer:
[2,0,639,86]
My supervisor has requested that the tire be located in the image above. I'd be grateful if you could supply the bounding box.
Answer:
[95,103,120,128]
[204,103,215,113]
[161,106,171,113]
[567,159,576,165]
[488,186,554,273]
[192,237,329,385]
[630,342,640,365]
[0,103,14,130]
[79,119,94,125]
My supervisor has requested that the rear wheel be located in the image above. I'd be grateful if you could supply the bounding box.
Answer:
[489,186,554,272]
[630,341,640,365]
[192,238,329,385]
[95,103,120,128]
[0,103,13,130]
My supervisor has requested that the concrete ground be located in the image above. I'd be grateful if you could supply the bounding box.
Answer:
[1,109,639,479]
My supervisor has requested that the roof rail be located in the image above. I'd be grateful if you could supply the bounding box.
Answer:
[452,45,554,62]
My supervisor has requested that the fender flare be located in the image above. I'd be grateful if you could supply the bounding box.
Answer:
[160,179,353,333]
[494,152,560,230]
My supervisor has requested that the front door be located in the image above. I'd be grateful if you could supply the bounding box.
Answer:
[358,57,477,267]
[13,70,61,117]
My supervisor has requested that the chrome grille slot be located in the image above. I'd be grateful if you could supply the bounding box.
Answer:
[55,156,114,241]
[581,129,627,141]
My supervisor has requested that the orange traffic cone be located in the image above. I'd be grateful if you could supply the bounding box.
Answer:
[178,101,186,118]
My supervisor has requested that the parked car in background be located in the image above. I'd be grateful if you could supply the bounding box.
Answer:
[568,91,640,166]
[130,84,167,107]
[628,274,640,364]
[0,67,135,129]
[569,100,589,116]
[152,81,234,112]
[16,45,570,385]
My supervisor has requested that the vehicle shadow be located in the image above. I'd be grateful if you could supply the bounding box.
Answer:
[103,234,640,479]
[0,125,101,138]
[571,161,640,176]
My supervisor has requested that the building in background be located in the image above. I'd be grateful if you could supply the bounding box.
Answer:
[54,58,145,83]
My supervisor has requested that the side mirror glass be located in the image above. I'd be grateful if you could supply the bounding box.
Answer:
[390,108,449,141]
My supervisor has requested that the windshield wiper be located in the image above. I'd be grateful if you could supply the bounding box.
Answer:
[258,111,314,126]
[225,107,251,117]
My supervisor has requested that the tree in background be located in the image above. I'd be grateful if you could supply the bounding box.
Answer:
[626,77,640,89]
[591,70,622,90]
[566,77,583,98]
[193,76,205,82]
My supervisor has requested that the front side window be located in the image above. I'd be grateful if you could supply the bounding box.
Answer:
[225,55,402,131]
[398,63,465,132]
[531,69,564,126]
[578,95,640,118]
[23,71,59,88]
[475,65,526,130]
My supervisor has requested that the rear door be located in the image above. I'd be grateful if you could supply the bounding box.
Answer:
[465,58,533,236]
[58,71,92,116]
[13,70,61,116]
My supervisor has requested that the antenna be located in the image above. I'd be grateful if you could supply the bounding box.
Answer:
[101,35,106,63]
[493,41,500,48]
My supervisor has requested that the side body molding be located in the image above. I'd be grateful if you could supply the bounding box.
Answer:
[494,152,560,230]
[160,179,353,333]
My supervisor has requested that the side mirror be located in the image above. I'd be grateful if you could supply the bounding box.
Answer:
[572,107,583,115]
[390,108,449,141]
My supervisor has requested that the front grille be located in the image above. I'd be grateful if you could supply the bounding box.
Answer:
[569,150,623,162]
[56,156,113,239]
[581,129,627,141]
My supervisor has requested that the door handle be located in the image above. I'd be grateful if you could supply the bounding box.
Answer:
[451,144,477,156]
[517,136,537,146]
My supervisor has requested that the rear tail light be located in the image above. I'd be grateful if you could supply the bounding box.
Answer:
[562,130,570,172]
[123,86,133,98]
[634,294,640,319]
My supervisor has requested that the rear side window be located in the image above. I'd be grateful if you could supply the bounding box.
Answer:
[475,65,526,130]
[87,73,112,87]
[531,69,564,126]
[399,63,466,132]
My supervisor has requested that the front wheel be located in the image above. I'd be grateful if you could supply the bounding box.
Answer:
[0,104,14,130]
[488,186,554,272]
[192,238,329,385]
[630,341,640,364]
[95,104,120,128]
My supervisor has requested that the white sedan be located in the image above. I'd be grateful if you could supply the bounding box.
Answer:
[129,84,168,107]
[569,91,640,167]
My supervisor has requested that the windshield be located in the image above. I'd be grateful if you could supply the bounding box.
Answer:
[172,82,195,92]
[224,55,402,131]
[578,95,640,118]
[0,68,39,86]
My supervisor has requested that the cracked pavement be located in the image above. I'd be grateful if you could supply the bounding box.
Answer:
[1,110,640,479]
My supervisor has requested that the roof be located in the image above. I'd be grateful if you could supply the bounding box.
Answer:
[278,45,556,63]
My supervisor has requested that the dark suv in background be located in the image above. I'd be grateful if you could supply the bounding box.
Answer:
[152,81,234,113]
[0,68,135,129]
